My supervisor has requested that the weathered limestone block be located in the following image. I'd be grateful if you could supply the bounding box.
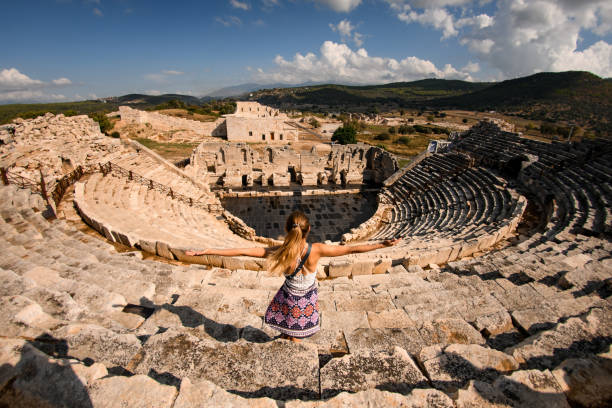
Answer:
[373,259,392,274]
[89,375,177,408]
[0,269,36,296]
[455,380,514,407]
[302,328,349,355]
[417,318,485,347]
[134,329,320,400]
[320,310,370,331]
[474,311,514,336]
[287,388,454,407]
[492,369,570,408]
[345,327,425,354]
[584,306,612,338]
[174,378,277,408]
[53,323,142,367]
[320,347,428,398]
[418,344,519,392]
[22,286,84,321]
[0,338,106,408]
[506,317,597,370]
[351,260,375,276]
[137,238,157,254]
[456,294,506,323]
[328,260,352,278]
[367,309,415,329]
[336,293,394,312]
[0,295,61,338]
[552,351,612,408]
[512,306,559,334]
[156,241,175,260]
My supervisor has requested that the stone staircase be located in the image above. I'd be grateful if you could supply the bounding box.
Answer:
[1,184,611,407]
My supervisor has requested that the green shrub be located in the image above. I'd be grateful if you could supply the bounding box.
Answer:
[332,124,357,145]
[89,112,113,135]
[110,131,120,138]
[398,124,414,134]
[413,125,432,134]
[462,118,468,123]
[309,118,320,128]
[397,136,410,145]
[18,111,49,120]
[374,133,390,141]
[388,126,396,134]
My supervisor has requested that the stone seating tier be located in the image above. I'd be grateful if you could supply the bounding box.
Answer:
[1,184,611,407]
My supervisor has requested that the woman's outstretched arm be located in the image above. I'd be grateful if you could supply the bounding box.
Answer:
[185,246,277,258]
[314,238,401,258]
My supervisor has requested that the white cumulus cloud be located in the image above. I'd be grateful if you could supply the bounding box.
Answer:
[386,0,612,79]
[216,15,242,26]
[253,41,473,84]
[230,0,250,10]
[0,68,44,91]
[162,70,184,75]
[52,78,72,86]
[313,0,362,13]
[0,68,73,102]
[329,19,364,46]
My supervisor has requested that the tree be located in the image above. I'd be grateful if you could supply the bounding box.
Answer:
[462,118,468,124]
[89,112,113,135]
[332,124,357,145]
[389,126,396,134]
[309,118,320,128]
[374,133,390,141]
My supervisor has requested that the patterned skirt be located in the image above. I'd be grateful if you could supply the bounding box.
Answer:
[264,281,320,338]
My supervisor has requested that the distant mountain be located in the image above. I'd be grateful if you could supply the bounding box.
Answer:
[433,71,611,132]
[252,79,491,108]
[205,82,322,98]
[113,93,201,106]
[251,71,610,134]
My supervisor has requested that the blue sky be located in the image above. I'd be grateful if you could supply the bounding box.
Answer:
[1,0,611,103]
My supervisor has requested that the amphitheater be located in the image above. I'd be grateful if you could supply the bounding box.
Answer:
[0,112,611,407]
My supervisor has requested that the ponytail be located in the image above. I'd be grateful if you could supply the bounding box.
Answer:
[267,211,310,276]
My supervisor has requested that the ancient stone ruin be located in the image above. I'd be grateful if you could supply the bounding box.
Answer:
[185,141,397,188]
[0,112,611,407]
[118,101,298,143]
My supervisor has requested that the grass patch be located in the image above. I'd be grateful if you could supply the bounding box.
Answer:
[134,138,199,161]
[398,158,411,168]
[358,130,437,156]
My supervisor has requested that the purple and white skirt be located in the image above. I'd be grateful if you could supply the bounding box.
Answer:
[264,281,320,338]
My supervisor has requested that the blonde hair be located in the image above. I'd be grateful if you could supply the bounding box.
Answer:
[267,211,310,276]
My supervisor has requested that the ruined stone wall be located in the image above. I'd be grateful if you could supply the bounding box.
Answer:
[118,106,225,136]
[187,142,398,188]
[225,116,298,143]
[233,101,285,118]
[0,113,122,182]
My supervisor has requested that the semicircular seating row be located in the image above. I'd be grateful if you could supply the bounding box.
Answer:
[371,153,522,242]
[453,122,612,250]
[74,171,256,257]
[1,183,611,406]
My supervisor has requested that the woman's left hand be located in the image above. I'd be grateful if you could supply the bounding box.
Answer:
[382,238,401,247]
[185,249,204,256]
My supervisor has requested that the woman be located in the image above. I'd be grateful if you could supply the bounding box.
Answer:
[186,211,400,342]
